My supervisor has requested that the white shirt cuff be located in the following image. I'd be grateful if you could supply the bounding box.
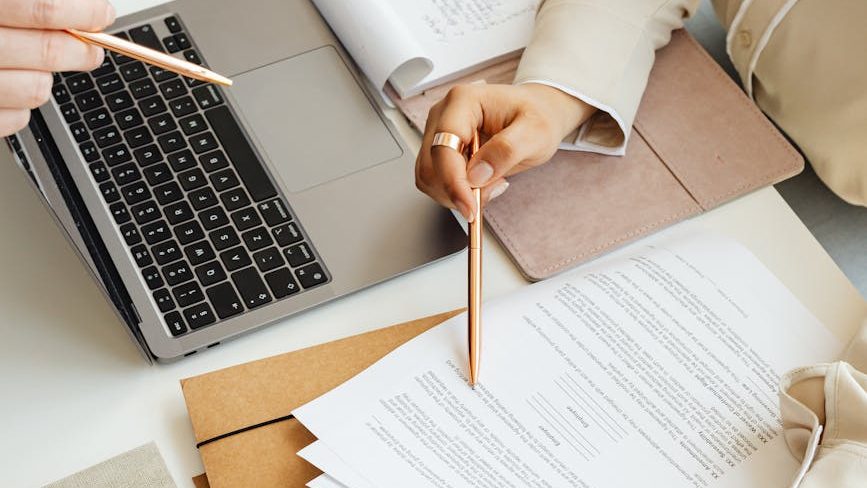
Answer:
[518,79,629,157]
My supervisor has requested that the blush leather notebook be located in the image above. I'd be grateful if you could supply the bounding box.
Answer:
[390,30,804,281]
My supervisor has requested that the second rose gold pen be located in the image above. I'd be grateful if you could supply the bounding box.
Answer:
[65,29,233,86]
[467,131,482,388]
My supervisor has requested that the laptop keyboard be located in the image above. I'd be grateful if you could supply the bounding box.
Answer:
[48,14,330,337]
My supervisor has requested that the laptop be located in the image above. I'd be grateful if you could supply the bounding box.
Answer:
[5,0,466,361]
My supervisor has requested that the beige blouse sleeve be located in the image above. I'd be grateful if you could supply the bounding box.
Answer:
[515,0,699,155]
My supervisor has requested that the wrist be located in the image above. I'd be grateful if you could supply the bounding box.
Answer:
[520,82,596,138]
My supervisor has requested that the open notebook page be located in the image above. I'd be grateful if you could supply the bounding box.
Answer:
[294,229,841,487]
[313,0,538,98]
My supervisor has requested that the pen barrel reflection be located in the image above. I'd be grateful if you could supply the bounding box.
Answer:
[468,186,482,386]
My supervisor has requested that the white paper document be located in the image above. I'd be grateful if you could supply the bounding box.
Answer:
[312,0,538,97]
[294,232,841,487]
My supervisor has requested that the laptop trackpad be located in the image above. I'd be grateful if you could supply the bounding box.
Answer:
[231,46,402,193]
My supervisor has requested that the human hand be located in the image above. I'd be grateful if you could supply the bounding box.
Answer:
[0,0,116,136]
[415,83,595,221]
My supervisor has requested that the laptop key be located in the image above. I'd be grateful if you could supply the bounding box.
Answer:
[164,200,194,225]
[129,78,157,99]
[91,55,114,77]
[94,125,122,148]
[253,247,283,272]
[185,240,216,266]
[153,239,182,265]
[242,226,273,252]
[264,267,300,298]
[139,96,167,117]
[206,106,277,201]
[184,302,216,329]
[231,266,272,309]
[80,141,99,162]
[142,219,171,244]
[116,108,144,130]
[142,265,163,290]
[178,113,206,135]
[189,132,218,154]
[120,61,147,82]
[164,311,186,336]
[103,143,132,166]
[129,24,162,51]
[176,220,205,245]
[148,113,177,135]
[295,262,328,289]
[197,260,227,287]
[189,187,218,210]
[159,78,187,100]
[134,144,162,167]
[74,90,102,112]
[170,96,196,117]
[220,245,251,271]
[143,163,171,187]
[109,201,131,224]
[124,126,153,148]
[221,188,250,212]
[109,32,135,64]
[175,32,191,50]
[178,168,207,191]
[173,281,204,307]
[107,90,134,111]
[121,180,150,205]
[192,85,223,110]
[165,16,182,33]
[53,83,71,104]
[130,199,160,224]
[153,288,175,313]
[206,281,244,319]
[231,206,261,231]
[162,36,180,53]
[131,244,152,267]
[150,65,177,82]
[199,206,228,229]
[200,150,229,172]
[157,131,186,153]
[272,222,302,247]
[183,49,203,65]
[209,169,239,192]
[210,226,240,251]
[85,107,111,129]
[163,259,193,286]
[95,73,123,94]
[90,161,109,183]
[111,162,141,186]
[164,149,194,172]
[120,222,141,245]
[99,180,120,203]
[60,103,80,123]
[258,199,290,226]
[69,122,89,142]
[153,181,183,205]
[284,242,314,267]
[66,73,93,94]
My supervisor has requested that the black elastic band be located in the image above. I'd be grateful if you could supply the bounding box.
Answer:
[196,414,295,448]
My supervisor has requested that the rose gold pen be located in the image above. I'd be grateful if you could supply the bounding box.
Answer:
[65,29,233,86]
[467,131,482,388]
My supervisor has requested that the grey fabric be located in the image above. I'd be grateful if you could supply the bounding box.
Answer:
[44,443,177,488]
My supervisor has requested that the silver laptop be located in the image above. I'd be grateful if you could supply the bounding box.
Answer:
[6,0,465,361]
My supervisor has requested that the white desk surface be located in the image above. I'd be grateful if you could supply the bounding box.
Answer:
[1,2,865,486]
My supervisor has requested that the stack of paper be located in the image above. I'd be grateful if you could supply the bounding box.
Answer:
[293,231,840,487]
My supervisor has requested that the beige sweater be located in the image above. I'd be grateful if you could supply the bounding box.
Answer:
[515,1,867,486]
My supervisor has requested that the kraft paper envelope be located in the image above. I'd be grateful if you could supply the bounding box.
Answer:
[181,310,462,488]
[390,30,804,281]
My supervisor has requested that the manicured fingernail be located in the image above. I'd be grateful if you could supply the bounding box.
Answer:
[456,201,474,222]
[468,161,493,187]
[106,3,117,25]
[489,181,509,201]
